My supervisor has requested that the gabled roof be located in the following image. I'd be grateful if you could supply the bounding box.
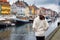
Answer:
[29,5,38,10]
[0,1,10,6]
[0,0,7,2]
[14,0,28,7]
[40,7,47,10]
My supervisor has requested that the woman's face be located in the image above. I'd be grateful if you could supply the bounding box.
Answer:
[39,15,45,20]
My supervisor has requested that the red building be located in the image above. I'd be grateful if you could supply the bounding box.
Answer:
[0,0,7,2]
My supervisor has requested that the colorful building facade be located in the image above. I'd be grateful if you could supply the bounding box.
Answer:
[0,1,11,15]
[11,0,29,16]
[0,0,7,2]
[29,5,38,15]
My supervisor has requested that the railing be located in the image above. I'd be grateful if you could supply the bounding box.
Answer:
[45,18,59,40]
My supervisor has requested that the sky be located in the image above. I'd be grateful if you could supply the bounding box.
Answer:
[7,0,58,5]
[7,0,59,13]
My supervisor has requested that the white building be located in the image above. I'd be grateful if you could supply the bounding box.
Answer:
[11,0,29,16]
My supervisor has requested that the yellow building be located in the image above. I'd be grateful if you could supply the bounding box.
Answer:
[0,1,11,15]
[24,7,30,17]
[29,5,38,15]
[1,2,11,15]
[1,5,10,15]
[32,8,35,15]
[29,6,35,15]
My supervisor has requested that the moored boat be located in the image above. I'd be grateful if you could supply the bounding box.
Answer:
[15,15,30,24]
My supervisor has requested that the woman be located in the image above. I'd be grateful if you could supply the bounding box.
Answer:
[32,14,49,40]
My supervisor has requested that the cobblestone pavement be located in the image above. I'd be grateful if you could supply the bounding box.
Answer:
[50,26,60,40]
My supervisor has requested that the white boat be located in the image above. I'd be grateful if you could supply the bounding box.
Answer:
[0,15,16,28]
[0,16,6,21]
[15,15,29,24]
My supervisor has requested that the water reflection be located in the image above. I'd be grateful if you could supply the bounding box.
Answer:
[12,23,33,34]
[0,23,36,40]
[10,23,36,40]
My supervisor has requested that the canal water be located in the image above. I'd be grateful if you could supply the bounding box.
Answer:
[0,18,59,40]
[0,23,36,40]
[10,23,36,40]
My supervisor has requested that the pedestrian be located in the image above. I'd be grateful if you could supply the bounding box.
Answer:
[32,14,49,40]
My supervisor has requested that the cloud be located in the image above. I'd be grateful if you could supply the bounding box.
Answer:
[8,0,59,12]
[36,4,59,13]
[8,0,57,5]
[35,0,57,5]
[59,2,60,5]
[24,0,34,5]
[8,0,17,5]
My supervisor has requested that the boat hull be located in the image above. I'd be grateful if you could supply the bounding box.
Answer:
[16,20,30,25]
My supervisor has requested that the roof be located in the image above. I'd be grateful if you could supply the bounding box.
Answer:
[40,7,47,10]
[29,5,38,10]
[15,0,28,7]
[0,1,10,6]
[0,0,7,2]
